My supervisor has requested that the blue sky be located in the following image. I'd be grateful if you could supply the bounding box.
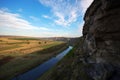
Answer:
[0,0,93,37]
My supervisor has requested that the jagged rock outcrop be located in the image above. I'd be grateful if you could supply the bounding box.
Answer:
[82,0,120,80]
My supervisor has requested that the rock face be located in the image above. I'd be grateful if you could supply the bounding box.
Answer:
[82,0,120,80]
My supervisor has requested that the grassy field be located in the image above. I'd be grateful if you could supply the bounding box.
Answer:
[0,37,68,80]
[38,37,92,80]
[38,49,92,80]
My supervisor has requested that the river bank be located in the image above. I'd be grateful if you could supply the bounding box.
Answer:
[0,42,68,80]
[12,46,72,80]
[37,37,92,80]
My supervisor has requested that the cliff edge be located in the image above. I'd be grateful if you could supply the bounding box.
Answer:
[38,0,120,80]
[82,0,120,80]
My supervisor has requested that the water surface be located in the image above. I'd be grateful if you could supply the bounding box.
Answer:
[12,46,72,80]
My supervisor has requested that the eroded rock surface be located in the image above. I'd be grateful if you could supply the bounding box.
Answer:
[82,0,120,80]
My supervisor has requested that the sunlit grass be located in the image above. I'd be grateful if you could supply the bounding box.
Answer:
[0,37,68,80]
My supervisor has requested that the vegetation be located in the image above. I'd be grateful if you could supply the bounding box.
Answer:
[0,37,68,80]
[9,37,41,40]
[38,37,92,80]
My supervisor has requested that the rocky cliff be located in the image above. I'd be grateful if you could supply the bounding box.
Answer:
[82,0,120,80]
[38,0,120,80]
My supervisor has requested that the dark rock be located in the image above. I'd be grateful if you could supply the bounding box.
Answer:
[82,0,120,80]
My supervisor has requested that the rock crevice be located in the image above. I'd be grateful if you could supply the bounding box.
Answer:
[82,0,120,80]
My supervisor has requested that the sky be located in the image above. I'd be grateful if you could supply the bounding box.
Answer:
[0,0,93,37]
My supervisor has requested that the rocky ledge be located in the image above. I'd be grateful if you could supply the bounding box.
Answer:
[82,0,120,80]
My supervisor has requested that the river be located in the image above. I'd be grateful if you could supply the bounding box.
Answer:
[12,46,73,80]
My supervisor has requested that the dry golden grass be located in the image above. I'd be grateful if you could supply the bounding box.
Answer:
[0,37,61,57]
[0,37,68,80]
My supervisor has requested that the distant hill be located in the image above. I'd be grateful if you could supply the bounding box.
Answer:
[0,35,80,45]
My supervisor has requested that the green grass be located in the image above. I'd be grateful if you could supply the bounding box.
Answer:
[0,42,68,80]
[38,48,75,80]
[6,42,29,45]
[42,42,63,49]
[38,37,92,80]
[9,38,41,40]
[38,47,92,80]
[65,47,75,58]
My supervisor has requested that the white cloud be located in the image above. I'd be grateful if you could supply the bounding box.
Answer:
[39,0,93,27]
[78,22,84,36]
[80,0,94,13]
[54,12,68,26]
[39,0,79,27]
[38,27,49,31]
[0,9,49,30]
[42,15,51,19]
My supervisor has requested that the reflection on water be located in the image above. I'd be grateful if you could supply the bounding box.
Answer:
[12,46,72,80]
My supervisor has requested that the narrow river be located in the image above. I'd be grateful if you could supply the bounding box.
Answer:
[12,46,73,80]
